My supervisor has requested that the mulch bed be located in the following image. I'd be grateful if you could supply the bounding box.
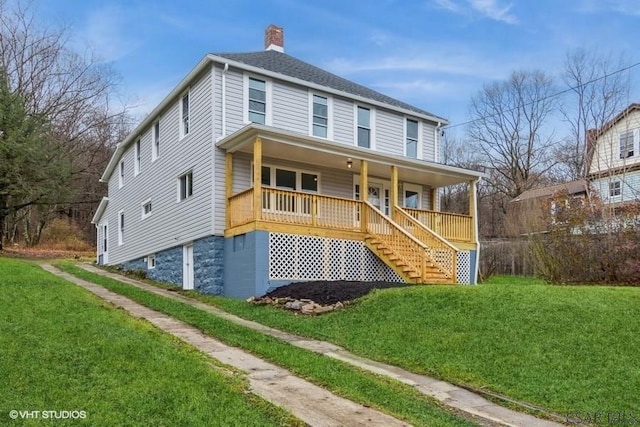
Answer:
[264,280,408,305]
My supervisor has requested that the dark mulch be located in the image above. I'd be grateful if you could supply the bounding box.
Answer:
[264,280,409,305]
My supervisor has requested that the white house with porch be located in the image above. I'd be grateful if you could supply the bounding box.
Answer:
[92,25,484,297]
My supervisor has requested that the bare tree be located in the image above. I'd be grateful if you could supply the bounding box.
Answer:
[468,70,557,200]
[556,47,631,180]
[0,0,132,247]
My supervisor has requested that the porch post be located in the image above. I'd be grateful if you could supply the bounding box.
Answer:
[360,160,368,232]
[225,152,233,229]
[253,137,262,221]
[430,187,439,233]
[390,165,398,212]
[469,179,478,243]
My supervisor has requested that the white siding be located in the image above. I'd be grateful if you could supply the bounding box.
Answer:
[333,97,354,145]
[105,68,214,265]
[589,110,640,176]
[591,170,640,204]
[225,69,245,134]
[422,121,436,161]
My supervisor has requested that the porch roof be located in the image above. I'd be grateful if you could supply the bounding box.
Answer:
[216,124,485,187]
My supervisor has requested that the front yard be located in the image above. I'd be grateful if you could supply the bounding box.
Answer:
[0,258,301,426]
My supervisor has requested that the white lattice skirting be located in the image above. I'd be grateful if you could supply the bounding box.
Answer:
[269,233,403,282]
[456,250,472,284]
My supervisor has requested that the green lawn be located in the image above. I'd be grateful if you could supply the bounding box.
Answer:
[177,275,640,417]
[56,263,478,427]
[0,258,301,426]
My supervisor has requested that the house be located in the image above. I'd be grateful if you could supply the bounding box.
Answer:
[91,25,484,298]
[587,103,640,208]
[507,180,588,235]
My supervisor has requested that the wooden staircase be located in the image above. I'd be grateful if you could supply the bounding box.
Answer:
[362,202,456,284]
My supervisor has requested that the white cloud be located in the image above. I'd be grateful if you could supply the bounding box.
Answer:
[432,0,518,24]
[577,0,640,16]
[80,5,141,63]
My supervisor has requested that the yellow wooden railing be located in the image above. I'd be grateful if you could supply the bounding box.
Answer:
[404,208,473,242]
[392,207,457,279]
[364,202,429,280]
[228,188,254,228]
[260,187,361,230]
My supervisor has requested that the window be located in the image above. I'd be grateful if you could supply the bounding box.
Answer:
[119,161,125,188]
[258,165,319,213]
[180,92,190,138]
[248,77,266,124]
[147,254,156,269]
[141,199,152,219]
[609,180,621,197]
[102,224,108,252]
[178,171,193,201]
[152,121,160,161]
[312,94,329,138]
[357,106,371,148]
[619,131,634,159]
[118,211,124,245]
[403,183,422,209]
[406,119,419,158]
[134,139,141,175]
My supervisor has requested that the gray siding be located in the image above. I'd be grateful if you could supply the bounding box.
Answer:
[105,67,214,265]
[423,121,436,161]
[272,81,308,134]
[591,170,640,204]
[376,109,403,155]
[333,97,354,145]
[224,68,245,134]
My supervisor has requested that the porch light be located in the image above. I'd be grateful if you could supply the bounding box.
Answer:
[347,158,353,168]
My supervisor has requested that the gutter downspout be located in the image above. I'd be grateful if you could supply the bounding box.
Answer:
[433,121,443,211]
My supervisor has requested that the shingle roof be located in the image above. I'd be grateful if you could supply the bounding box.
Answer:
[213,50,445,121]
[511,180,588,203]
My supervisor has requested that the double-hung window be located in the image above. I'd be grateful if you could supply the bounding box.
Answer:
[119,161,125,188]
[118,211,125,245]
[248,78,266,124]
[619,131,634,159]
[181,92,190,138]
[141,199,152,219]
[312,95,329,138]
[609,180,621,197]
[406,119,419,158]
[357,106,371,148]
[178,171,193,201]
[134,139,141,176]
[152,121,160,161]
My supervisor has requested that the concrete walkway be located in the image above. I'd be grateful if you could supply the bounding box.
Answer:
[42,264,410,427]
[71,264,562,427]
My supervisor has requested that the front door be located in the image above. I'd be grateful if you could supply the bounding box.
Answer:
[354,177,389,216]
[183,244,194,290]
[368,184,383,211]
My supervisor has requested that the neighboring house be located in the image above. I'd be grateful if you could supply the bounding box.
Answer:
[91,25,484,298]
[587,103,640,208]
[508,180,588,235]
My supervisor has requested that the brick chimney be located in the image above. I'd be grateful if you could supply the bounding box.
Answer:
[265,25,284,52]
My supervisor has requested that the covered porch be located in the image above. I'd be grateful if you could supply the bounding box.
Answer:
[218,124,483,285]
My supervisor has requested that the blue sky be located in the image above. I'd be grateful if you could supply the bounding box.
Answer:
[38,0,640,130]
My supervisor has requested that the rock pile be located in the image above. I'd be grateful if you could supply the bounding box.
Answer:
[246,296,346,315]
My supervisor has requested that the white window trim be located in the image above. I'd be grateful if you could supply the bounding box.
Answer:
[402,182,422,209]
[147,254,156,269]
[609,179,622,198]
[243,74,272,126]
[118,210,124,246]
[118,160,125,188]
[354,104,376,149]
[404,117,423,160]
[253,162,321,193]
[180,90,190,139]
[177,170,194,202]
[353,175,390,214]
[152,120,160,162]
[141,198,152,220]
[134,139,141,176]
[308,91,333,140]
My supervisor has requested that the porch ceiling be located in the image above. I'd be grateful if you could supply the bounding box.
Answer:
[217,124,485,187]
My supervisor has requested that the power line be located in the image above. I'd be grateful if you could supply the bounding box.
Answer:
[445,61,640,130]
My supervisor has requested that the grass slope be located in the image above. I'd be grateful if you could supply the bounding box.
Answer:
[56,263,478,427]
[185,276,640,416]
[0,258,301,426]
